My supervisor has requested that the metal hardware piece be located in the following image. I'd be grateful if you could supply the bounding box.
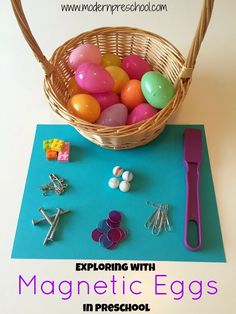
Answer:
[40,174,68,196]
[38,208,52,225]
[49,174,67,195]
[48,215,61,241]
[43,208,63,245]
[32,209,70,225]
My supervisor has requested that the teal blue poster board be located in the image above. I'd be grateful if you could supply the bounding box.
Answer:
[11,125,225,262]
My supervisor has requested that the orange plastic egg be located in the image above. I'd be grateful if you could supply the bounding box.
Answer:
[105,66,129,93]
[67,77,88,97]
[120,80,146,110]
[67,94,101,123]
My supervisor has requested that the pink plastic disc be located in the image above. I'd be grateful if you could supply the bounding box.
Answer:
[91,228,103,242]
[107,228,122,243]
[108,210,122,223]
[106,218,120,228]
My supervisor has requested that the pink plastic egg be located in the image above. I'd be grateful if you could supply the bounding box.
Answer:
[92,92,120,111]
[68,44,101,71]
[96,103,128,126]
[75,63,114,93]
[121,55,152,80]
[126,103,159,125]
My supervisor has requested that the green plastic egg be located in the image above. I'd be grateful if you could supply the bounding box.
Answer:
[141,71,175,109]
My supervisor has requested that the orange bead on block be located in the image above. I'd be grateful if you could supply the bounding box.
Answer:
[46,149,58,160]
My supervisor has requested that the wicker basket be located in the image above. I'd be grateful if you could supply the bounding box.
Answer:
[11,0,214,150]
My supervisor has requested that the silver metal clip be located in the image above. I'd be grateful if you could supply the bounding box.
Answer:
[40,174,68,196]
[145,201,172,236]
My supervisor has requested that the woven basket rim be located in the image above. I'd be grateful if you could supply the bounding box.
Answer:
[45,26,187,131]
[52,26,186,62]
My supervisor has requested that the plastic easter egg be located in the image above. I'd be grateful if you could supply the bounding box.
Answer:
[105,66,129,93]
[67,94,101,123]
[121,55,152,80]
[101,53,121,67]
[141,71,175,109]
[68,44,101,71]
[67,77,88,96]
[96,103,128,126]
[92,92,120,111]
[75,63,114,93]
[126,103,159,125]
[120,80,146,111]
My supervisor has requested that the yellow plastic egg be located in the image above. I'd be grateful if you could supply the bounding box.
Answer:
[101,53,121,67]
[105,66,129,93]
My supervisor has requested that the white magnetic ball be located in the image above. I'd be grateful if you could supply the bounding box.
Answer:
[112,166,124,177]
[119,180,130,192]
[108,177,120,189]
[122,171,133,182]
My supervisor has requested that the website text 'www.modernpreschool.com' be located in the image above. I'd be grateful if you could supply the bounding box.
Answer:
[61,1,168,15]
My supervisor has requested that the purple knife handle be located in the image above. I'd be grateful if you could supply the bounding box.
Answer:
[184,162,202,251]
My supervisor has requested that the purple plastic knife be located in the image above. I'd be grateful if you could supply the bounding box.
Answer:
[184,128,202,251]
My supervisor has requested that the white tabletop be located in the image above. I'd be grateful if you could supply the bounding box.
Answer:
[0,0,235,313]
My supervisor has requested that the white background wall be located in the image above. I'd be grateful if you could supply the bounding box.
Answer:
[0,0,236,313]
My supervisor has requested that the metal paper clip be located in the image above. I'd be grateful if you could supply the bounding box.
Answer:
[145,201,172,235]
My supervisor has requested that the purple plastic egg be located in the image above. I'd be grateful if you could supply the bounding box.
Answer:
[75,62,114,93]
[126,103,159,125]
[96,103,128,126]
[68,44,101,71]
[121,55,152,80]
[92,92,120,111]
